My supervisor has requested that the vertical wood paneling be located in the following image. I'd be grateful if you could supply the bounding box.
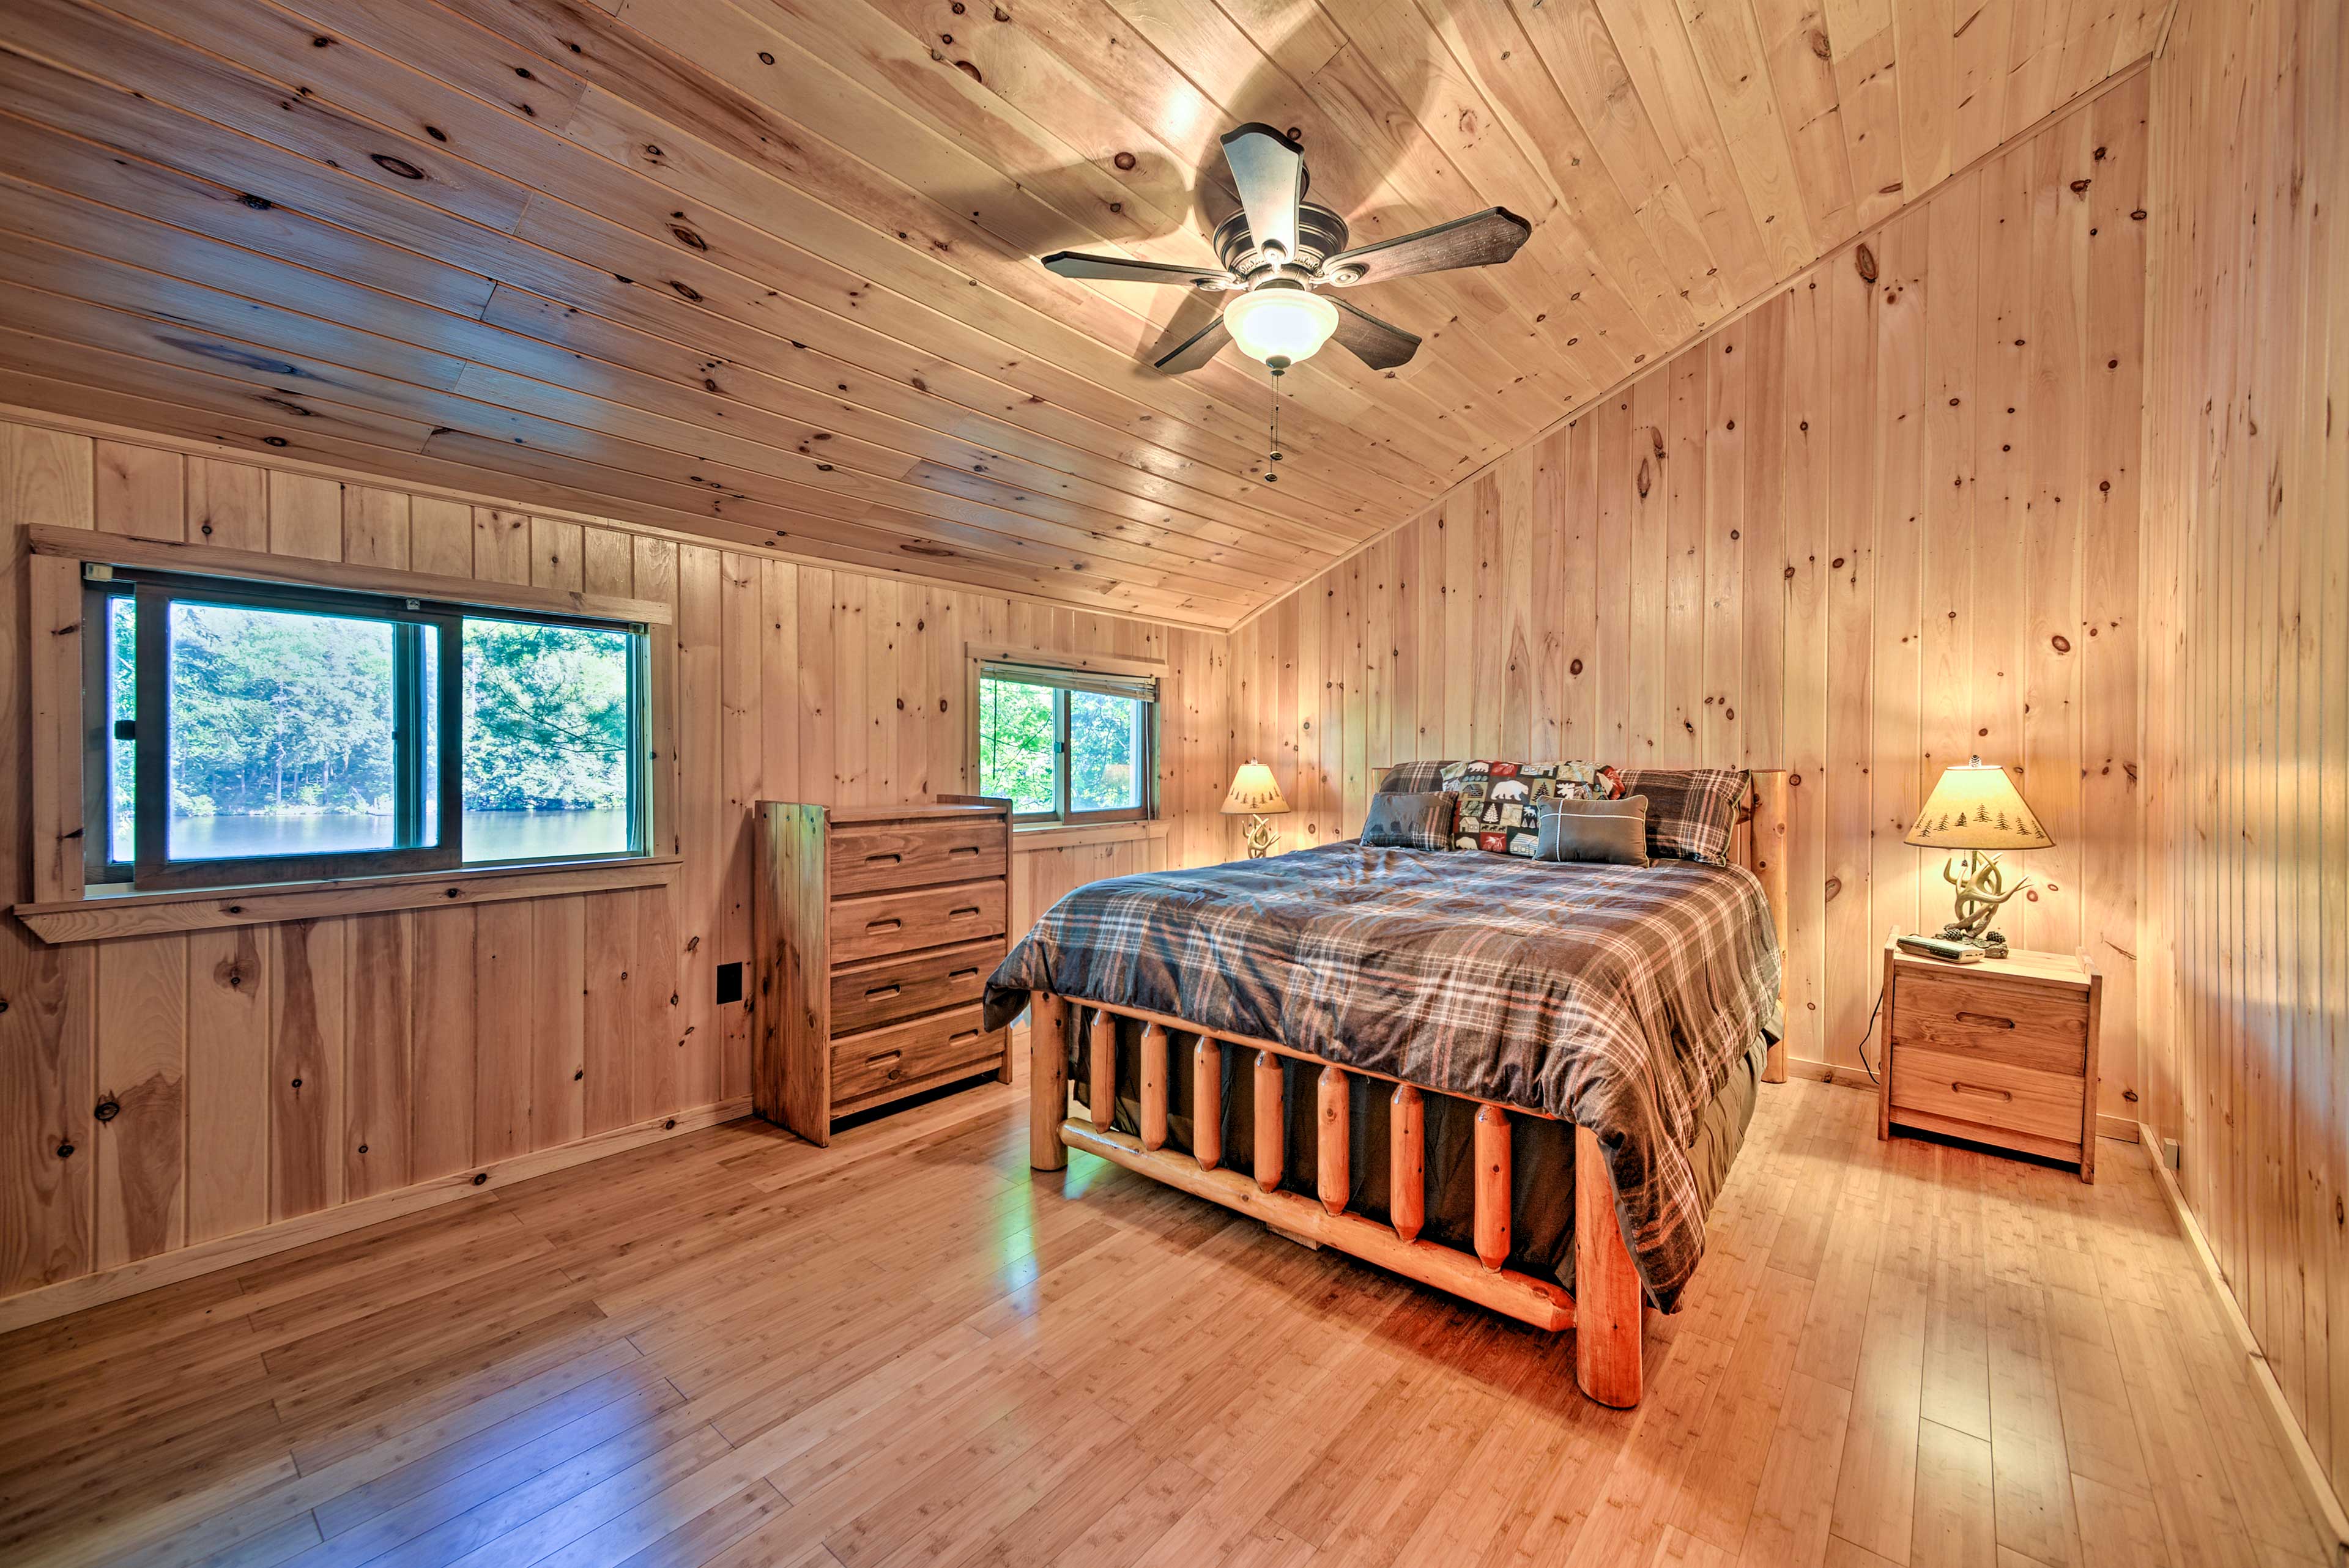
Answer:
[343,912,411,1201]
[93,933,185,1267]
[187,458,268,552]
[183,926,266,1243]
[409,906,476,1182]
[1226,81,2143,1090]
[2142,0,2349,1506]
[269,917,343,1221]
[1,425,95,1294]
[472,901,535,1164]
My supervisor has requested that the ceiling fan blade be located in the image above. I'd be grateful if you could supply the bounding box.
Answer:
[1328,298,1421,370]
[1220,124,1305,264]
[1148,306,1231,374]
[1321,208,1532,286]
[1042,251,1230,288]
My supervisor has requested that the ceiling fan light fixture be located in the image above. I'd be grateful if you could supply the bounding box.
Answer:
[1224,283,1340,365]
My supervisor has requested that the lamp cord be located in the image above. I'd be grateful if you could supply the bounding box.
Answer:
[1855,985,1885,1084]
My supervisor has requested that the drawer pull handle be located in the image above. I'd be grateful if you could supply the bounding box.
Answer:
[950,1029,980,1044]
[949,845,980,856]
[949,906,981,919]
[864,983,901,1000]
[864,852,902,866]
[866,917,902,934]
[949,967,981,981]
[1950,1080,2014,1102]
[865,1049,902,1068]
[1954,1011,2016,1030]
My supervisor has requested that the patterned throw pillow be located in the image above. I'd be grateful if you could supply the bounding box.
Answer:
[1359,791,1456,851]
[1614,767,1749,865]
[1441,760,1624,856]
[1375,760,1452,794]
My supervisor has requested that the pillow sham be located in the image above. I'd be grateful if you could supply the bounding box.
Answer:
[1375,760,1452,794]
[1441,760,1624,856]
[1614,767,1748,865]
[1534,796,1650,867]
[1359,791,1457,851]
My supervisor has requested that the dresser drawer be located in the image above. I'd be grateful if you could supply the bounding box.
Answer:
[830,1006,1001,1108]
[829,879,1006,964]
[829,938,1000,1035]
[1890,1045,2085,1147]
[829,818,1007,897]
[1891,969,2089,1076]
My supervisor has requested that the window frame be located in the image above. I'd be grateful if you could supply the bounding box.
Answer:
[80,560,653,895]
[969,650,1160,829]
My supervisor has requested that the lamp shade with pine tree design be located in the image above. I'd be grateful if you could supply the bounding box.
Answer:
[1904,759,2054,849]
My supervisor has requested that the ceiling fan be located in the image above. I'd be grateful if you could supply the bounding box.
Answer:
[1042,124,1532,375]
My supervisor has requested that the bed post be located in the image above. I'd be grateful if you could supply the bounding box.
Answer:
[1028,992,1069,1171]
[1574,1124,1642,1407]
[1748,770,1791,1084]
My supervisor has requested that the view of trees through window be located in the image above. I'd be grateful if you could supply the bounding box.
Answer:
[111,596,636,867]
[976,674,1146,819]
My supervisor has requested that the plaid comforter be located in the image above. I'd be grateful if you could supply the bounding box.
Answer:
[984,843,1783,1310]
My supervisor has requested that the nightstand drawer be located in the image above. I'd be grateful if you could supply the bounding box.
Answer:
[1890,1046,2085,1145]
[1892,969,2088,1076]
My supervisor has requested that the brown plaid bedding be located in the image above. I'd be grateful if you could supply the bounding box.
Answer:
[984,843,1784,1310]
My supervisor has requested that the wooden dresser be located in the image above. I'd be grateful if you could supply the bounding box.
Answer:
[1879,934,2104,1181]
[751,798,1014,1145]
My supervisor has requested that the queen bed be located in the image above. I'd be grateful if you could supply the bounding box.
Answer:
[985,767,1791,1408]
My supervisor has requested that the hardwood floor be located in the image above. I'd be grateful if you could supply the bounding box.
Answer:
[0,1074,2325,1568]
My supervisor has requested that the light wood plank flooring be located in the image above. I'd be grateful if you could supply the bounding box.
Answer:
[0,1076,2327,1568]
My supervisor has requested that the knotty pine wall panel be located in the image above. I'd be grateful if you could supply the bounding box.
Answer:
[0,416,1231,1304]
[2140,0,2349,1498]
[1230,77,2149,1105]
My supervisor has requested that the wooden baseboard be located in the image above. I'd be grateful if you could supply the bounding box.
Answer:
[1779,1056,2141,1142]
[0,1097,752,1336]
[2136,1122,2349,1565]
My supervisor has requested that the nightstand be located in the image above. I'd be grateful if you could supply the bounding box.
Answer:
[1878,933,2104,1182]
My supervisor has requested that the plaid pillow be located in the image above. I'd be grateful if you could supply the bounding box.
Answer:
[1375,760,1451,794]
[1359,791,1456,851]
[1441,761,1624,856]
[1614,767,1748,865]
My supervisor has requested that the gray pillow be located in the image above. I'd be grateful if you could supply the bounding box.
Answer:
[1534,796,1651,867]
[1360,791,1456,851]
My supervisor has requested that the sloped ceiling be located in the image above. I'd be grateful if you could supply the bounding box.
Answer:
[0,0,2166,628]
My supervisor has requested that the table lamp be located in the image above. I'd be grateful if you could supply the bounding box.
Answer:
[1221,759,1291,859]
[1904,757,2054,958]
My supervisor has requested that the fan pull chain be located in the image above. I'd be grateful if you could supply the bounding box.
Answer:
[1264,355,1288,483]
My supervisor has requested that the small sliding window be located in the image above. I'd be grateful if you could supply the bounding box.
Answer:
[976,659,1157,826]
[86,566,650,892]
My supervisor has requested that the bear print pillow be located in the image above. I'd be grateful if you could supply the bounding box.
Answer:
[1441,761,1624,856]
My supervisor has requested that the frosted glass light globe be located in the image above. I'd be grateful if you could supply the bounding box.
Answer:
[1223,284,1340,364]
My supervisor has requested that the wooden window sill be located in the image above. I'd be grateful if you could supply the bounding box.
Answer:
[1011,820,1169,851]
[13,856,681,944]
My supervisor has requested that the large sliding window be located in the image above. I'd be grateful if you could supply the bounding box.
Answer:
[87,565,649,890]
[976,659,1156,826]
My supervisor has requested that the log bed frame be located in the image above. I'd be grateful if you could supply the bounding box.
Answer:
[1023,769,1790,1408]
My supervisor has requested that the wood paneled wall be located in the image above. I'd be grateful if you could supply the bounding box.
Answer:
[0,414,1228,1304]
[2140,0,2349,1502]
[1228,74,2148,1108]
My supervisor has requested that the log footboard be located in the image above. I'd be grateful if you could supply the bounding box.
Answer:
[1025,991,1647,1408]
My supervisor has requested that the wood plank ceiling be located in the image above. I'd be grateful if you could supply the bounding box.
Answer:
[0,0,2167,628]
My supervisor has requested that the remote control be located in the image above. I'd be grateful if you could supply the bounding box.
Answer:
[1897,933,1984,964]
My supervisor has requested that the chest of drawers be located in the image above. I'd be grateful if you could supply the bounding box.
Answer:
[1878,934,2104,1181]
[752,799,1013,1145]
